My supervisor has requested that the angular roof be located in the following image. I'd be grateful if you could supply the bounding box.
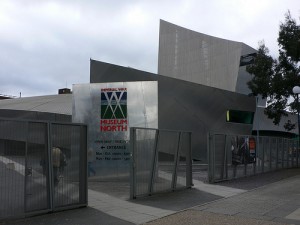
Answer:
[0,94,72,115]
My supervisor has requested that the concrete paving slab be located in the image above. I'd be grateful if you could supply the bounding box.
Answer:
[236,212,276,221]
[265,204,300,218]
[145,210,291,225]
[132,188,221,211]
[192,179,246,197]
[88,189,175,224]
[286,207,300,221]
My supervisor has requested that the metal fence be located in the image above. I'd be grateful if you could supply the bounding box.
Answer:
[130,127,192,199]
[208,133,300,183]
[0,119,87,220]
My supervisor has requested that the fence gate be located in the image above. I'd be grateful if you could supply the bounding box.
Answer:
[0,119,87,220]
[130,127,192,199]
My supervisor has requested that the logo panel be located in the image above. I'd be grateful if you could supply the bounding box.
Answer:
[100,88,128,132]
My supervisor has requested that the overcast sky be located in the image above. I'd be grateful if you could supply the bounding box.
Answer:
[0,0,299,97]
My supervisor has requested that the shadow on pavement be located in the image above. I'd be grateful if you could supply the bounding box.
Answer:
[131,188,221,211]
[0,207,134,225]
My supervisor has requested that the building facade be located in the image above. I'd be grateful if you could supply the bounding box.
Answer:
[158,20,261,103]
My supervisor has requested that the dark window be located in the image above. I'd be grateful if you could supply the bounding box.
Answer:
[226,110,254,124]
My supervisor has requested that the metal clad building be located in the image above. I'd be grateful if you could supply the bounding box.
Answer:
[90,59,256,161]
[158,20,256,96]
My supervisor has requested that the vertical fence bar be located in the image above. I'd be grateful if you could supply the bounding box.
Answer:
[148,130,159,195]
[130,128,136,199]
[244,136,247,176]
[282,138,286,169]
[287,140,292,168]
[296,138,300,167]
[289,139,292,168]
[47,123,54,210]
[291,140,294,168]
[223,134,228,180]
[269,137,272,171]
[253,136,257,175]
[186,132,192,187]
[287,139,290,168]
[253,136,256,175]
[80,125,88,205]
[262,138,265,173]
[290,140,292,168]
[281,138,284,168]
[24,121,29,214]
[286,139,289,168]
[172,132,181,191]
[276,138,279,170]
[297,141,298,167]
[212,134,216,182]
[258,136,261,174]
[207,133,212,182]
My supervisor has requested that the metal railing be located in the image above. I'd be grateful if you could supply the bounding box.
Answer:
[208,133,299,183]
[130,127,192,199]
[0,119,87,220]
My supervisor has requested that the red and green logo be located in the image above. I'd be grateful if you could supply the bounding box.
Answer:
[100,88,128,132]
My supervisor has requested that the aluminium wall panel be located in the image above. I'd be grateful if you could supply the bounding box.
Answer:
[72,82,158,180]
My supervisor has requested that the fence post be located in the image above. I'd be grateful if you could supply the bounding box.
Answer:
[223,134,228,180]
[24,121,29,213]
[80,125,88,205]
[296,138,300,167]
[276,138,279,170]
[269,137,272,171]
[186,132,193,188]
[47,122,54,210]
[282,139,285,168]
[292,140,294,167]
[172,132,181,191]
[288,139,290,168]
[207,133,213,183]
[262,137,265,173]
[130,128,136,199]
[290,139,292,168]
[148,130,159,195]
[244,136,247,176]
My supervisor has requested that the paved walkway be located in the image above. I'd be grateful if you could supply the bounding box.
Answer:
[87,178,246,224]
[1,168,300,225]
[146,174,300,225]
